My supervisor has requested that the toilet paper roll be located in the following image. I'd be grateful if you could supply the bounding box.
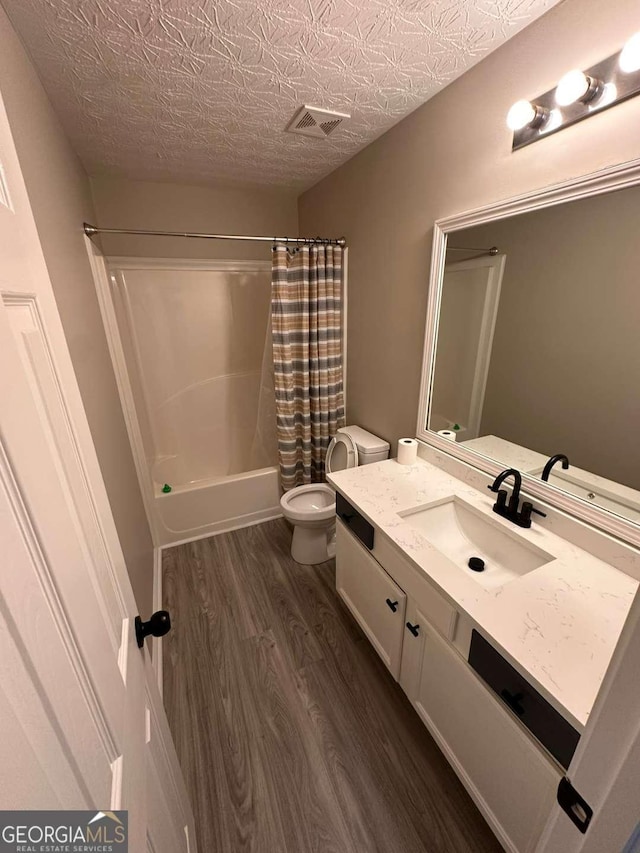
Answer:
[397,438,418,465]
[437,429,458,442]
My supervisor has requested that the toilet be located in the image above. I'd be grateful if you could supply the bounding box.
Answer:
[280,425,390,564]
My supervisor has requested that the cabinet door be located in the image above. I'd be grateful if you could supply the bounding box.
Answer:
[400,601,559,853]
[336,520,406,678]
[399,599,431,701]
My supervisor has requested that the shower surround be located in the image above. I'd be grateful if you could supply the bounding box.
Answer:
[104,257,280,546]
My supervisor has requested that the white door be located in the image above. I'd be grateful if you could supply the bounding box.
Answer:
[0,88,194,850]
[430,254,505,440]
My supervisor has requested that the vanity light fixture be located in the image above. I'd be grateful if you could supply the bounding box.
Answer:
[508,34,640,150]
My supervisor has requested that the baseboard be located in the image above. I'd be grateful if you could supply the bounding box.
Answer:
[160,507,282,550]
[152,546,163,697]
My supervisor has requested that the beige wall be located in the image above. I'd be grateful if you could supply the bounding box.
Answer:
[449,188,640,489]
[0,7,154,611]
[298,0,640,454]
[90,177,298,261]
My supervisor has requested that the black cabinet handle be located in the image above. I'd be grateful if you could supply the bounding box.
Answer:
[135,610,171,648]
[386,598,398,612]
[500,688,525,716]
[406,622,420,637]
[335,494,375,549]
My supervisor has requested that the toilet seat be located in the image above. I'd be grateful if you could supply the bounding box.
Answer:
[280,483,335,524]
[326,432,358,474]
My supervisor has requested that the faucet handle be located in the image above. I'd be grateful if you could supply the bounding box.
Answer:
[488,487,508,512]
[522,501,547,518]
[496,488,508,509]
[520,501,547,525]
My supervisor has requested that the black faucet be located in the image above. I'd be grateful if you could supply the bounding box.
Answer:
[541,453,570,482]
[487,468,546,529]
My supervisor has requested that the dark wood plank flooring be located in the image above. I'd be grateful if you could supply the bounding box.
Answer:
[163,518,501,853]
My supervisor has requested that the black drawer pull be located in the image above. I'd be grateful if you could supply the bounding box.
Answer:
[336,494,375,549]
[386,598,398,612]
[406,622,420,637]
[500,688,525,716]
[469,630,580,769]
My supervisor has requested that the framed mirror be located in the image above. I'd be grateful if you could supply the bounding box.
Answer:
[417,160,640,547]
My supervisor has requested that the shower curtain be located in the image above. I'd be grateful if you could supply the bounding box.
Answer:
[271,244,345,491]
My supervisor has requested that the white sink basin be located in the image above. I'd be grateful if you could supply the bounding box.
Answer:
[399,496,555,589]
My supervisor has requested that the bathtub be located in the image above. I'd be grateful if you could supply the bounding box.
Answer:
[149,368,282,545]
[153,465,281,547]
[105,257,283,547]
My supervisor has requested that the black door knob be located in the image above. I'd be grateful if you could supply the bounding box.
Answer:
[135,610,171,648]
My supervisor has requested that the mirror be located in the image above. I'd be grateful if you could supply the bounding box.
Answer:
[426,182,640,524]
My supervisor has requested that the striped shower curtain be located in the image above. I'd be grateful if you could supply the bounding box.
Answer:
[271,244,345,491]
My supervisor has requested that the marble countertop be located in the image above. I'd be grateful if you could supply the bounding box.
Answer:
[328,457,638,731]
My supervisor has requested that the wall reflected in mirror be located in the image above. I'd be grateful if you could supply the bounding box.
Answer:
[428,184,640,523]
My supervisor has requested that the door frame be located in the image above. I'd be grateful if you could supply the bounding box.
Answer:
[432,253,505,439]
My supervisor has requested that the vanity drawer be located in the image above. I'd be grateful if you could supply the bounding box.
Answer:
[469,630,580,769]
[336,492,374,549]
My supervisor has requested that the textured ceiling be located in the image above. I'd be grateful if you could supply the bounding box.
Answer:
[4,0,559,190]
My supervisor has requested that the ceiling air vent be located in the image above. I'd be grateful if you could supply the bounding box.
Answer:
[286,105,350,138]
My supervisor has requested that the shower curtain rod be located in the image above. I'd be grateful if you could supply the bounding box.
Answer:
[447,245,499,255]
[83,222,346,247]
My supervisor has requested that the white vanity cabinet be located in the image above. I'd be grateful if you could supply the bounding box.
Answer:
[336,520,407,678]
[399,604,559,852]
[335,515,560,853]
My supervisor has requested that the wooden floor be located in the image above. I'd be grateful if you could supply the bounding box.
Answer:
[163,518,501,853]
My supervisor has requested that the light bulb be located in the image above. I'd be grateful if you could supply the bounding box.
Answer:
[506,99,536,130]
[555,70,591,106]
[506,99,549,132]
[620,32,640,73]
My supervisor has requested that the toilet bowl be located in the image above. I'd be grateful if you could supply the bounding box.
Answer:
[280,483,336,564]
[280,425,389,564]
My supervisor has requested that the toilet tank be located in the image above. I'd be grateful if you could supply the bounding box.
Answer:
[338,425,390,466]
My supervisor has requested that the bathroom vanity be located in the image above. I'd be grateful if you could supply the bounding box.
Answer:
[327,163,640,852]
[328,454,638,853]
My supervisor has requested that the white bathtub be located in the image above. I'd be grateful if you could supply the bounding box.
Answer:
[153,465,281,546]
[149,368,281,545]
[105,257,282,547]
